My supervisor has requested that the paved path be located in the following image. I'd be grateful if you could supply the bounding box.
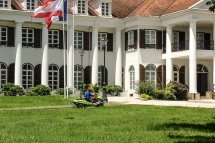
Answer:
[1,98,215,111]
[108,97,215,108]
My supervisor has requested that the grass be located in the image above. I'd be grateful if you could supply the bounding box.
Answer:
[0,95,73,108]
[0,105,214,143]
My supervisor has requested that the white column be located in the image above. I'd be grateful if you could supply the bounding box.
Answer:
[213,22,215,92]
[41,24,49,86]
[189,20,197,93]
[68,25,74,88]
[8,0,11,9]
[91,26,98,84]
[14,21,23,86]
[115,28,122,86]
[166,26,173,84]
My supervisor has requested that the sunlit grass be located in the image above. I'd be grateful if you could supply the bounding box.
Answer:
[0,95,72,108]
[0,105,214,143]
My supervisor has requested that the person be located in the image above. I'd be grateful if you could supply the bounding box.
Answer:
[84,85,93,102]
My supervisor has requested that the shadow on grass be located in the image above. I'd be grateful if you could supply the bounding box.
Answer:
[153,122,215,143]
[169,134,215,143]
[64,117,74,120]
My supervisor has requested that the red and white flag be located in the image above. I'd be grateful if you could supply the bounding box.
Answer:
[33,0,65,29]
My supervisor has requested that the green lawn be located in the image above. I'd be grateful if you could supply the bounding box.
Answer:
[0,105,214,143]
[0,95,72,108]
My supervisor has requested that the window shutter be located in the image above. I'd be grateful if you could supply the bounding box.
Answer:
[34,64,41,86]
[140,29,145,48]
[125,32,128,51]
[107,33,113,52]
[179,66,185,84]
[7,27,15,47]
[89,32,92,50]
[84,32,92,50]
[84,66,91,84]
[8,63,15,83]
[157,65,162,87]
[139,64,145,82]
[157,65,166,89]
[204,33,210,50]
[34,29,41,48]
[162,31,166,53]
[156,30,162,49]
[134,30,137,49]
[59,30,63,49]
[59,65,65,88]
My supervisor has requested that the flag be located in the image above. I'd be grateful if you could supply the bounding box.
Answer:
[33,0,67,29]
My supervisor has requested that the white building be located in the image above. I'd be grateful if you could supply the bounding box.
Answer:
[0,0,214,98]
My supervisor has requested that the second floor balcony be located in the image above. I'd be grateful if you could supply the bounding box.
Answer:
[170,40,214,52]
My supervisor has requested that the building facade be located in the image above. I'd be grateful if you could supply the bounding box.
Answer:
[0,0,214,97]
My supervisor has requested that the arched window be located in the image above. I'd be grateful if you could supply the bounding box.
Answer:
[129,66,135,89]
[22,63,34,89]
[0,62,7,87]
[74,65,84,89]
[98,66,108,86]
[173,65,179,82]
[48,64,59,89]
[145,64,156,84]
[197,64,208,73]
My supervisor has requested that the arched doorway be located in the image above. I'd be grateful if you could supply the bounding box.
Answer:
[197,64,208,96]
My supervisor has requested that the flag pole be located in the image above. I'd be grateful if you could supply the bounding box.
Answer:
[63,0,67,99]
[66,0,69,99]
[72,0,75,97]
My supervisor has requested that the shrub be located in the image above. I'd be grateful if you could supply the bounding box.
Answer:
[150,89,176,100]
[92,84,100,93]
[29,85,51,96]
[163,90,177,100]
[136,82,156,96]
[25,89,35,96]
[140,93,152,100]
[105,84,123,96]
[166,81,188,100]
[1,83,25,96]
[55,88,73,95]
[153,89,165,100]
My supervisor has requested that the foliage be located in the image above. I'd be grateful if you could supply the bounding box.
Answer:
[166,81,188,100]
[206,0,215,12]
[135,81,156,96]
[92,84,100,93]
[1,83,25,96]
[136,81,187,100]
[153,89,176,100]
[55,88,72,95]
[28,85,51,96]
[105,84,123,96]
[140,93,152,100]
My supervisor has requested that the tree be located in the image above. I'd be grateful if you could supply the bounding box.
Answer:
[206,0,215,12]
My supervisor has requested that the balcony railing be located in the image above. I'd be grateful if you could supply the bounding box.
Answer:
[172,41,189,52]
[144,44,157,49]
[197,40,214,50]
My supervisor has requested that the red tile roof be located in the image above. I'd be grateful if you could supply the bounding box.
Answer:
[163,0,200,15]
[128,0,176,17]
[11,0,23,10]
[112,0,146,18]
[10,0,200,18]
[126,0,200,17]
